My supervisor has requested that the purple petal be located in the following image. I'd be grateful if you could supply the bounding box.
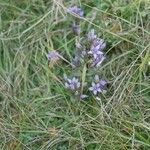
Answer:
[70,84,75,90]
[93,90,97,95]
[89,87,94,91]
[88,51,92,54]
[93,54,98,59]
[46,51,59,60]
[97,51,103,55]
[97,88,102,92]
[65,83,69,88]
[68,79,72,84]
[96,56,105,67]
[80,94,88,99]
[99,80,107,86]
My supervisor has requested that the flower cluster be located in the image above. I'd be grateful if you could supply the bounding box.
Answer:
[46,5,107,100]
[68,5,84,35]
[87,30,106,67]
[73,29,106,67]
[67,5,84,17]
[64,76,80,90]
[64,74,106,97]
[66,5,107,98]
[64,75,88,99]
[89,75,106,95]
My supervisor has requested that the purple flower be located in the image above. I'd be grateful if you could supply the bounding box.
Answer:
[68,5,84,17]
[86,29,97,42]
[64,77,81,90]
[88,37,106,67]
[70,22,80,35]
[91,54,105,67]
[89,39,106,57]
[88,46,103,59]
[46,51,59,61]
[87,29,106,58]
[89,76,106,95]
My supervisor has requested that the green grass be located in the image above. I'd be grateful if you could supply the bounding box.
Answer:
[0,0,150,149]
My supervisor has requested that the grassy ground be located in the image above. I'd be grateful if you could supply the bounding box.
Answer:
[0,0,150,149]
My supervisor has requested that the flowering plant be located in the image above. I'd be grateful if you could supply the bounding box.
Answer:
[47,5,107,100]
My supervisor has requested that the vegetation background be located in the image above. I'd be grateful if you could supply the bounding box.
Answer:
[0,0,150,149]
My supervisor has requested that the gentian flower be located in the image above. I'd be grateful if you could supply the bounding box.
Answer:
[89,75,106,95]
[91,54,105,67]
[47,51,59,61]
[88,46,103,59]
[64,77,81,90]
[68,5,84,17]
[88,39,105,57]
[87,35,106,66]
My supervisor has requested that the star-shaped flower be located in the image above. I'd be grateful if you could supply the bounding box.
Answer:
[89,77,106,95]
[64,77,81,90]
